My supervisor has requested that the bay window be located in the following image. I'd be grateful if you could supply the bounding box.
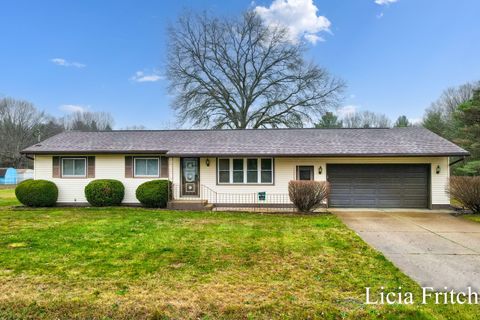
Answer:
[217,158,273,184]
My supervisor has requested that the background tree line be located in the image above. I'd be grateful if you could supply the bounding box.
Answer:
[2,10,478,176]
[422,81,480,176]
[314,111,412,129]
[0,97,114,168]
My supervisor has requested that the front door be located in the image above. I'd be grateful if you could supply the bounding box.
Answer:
[181,158,200,197]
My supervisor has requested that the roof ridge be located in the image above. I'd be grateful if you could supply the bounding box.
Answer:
[70,127,415,133]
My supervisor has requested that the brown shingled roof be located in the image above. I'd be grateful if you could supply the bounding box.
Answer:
[22,127,469,157]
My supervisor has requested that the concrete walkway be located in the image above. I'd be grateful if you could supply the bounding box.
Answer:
[334,210,480,291]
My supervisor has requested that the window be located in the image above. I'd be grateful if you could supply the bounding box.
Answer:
[62,158,86,177]
[218,159,230,183]
[297,166,314,181]
[247,159,258,183]
[261,158,273,183]
[233,159,244,183]
[134,158,159,177]
[217,158,273,184]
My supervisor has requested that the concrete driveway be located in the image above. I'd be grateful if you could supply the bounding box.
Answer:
[334,210,480,291]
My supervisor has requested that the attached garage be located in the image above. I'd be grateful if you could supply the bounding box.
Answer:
[327,164,430,208]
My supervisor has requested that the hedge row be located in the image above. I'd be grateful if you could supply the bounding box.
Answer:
[15,179,171,208]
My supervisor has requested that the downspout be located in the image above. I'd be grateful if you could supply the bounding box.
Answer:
[449,156,467,167]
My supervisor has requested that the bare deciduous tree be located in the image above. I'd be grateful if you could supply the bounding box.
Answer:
[0,98,46,167]
[422,81,480,139]
[0,97,116,168]
[122,125,147,130]
[167,11,345,129]
[62,111,114,131]
[342,111,391,128]
[430,81,480,115]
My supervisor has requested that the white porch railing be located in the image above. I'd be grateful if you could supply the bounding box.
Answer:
[171,183,292,206]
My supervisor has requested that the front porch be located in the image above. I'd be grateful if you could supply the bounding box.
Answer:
[168,182,294,212]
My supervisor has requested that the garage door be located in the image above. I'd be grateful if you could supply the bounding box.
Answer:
[327,164,429,208]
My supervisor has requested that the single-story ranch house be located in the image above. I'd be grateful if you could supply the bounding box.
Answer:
[22,127,469,209]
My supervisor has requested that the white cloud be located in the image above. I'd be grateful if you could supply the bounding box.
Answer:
[336,105,358,117]
[59,104,90,113]
[50,58,86,68]
[130,71,163,83]
[374,0,398,5]
[376,12,384,19]
[255,0,331,44]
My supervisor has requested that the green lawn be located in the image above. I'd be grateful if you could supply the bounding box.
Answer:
[0,187,19,207]
[0,189,478,319]
[464,215,480,223]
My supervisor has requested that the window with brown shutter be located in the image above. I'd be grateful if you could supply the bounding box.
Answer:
[125,156,133,178]
[61,157,87,177]
[87,156,95,178]
[52,156,60,178]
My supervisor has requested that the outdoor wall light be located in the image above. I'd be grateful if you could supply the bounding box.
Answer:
[436,165,441,174]
[206,158,210,167]
[318,166,323,175]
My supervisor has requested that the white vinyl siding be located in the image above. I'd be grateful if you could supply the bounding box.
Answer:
[34,155,170,204]
[35,155,450,206]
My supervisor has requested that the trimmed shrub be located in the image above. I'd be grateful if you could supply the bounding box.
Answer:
[288,180,329,213]
[15,179,58,207]
[136,180,171,208]
[84,179,124,207]
[448,176,480,214]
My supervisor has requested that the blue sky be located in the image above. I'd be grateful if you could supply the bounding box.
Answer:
[0,0,479,129]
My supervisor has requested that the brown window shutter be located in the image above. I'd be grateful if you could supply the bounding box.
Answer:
[52,156,60,178]
[87,156,95,178]
[160,156,169,178]
[125,156,133,178]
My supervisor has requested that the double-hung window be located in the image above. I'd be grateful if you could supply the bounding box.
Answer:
[260,159,273,183]
[232,159,244,183]
[247,159,258,183]
[134,158,159,177]
[62,158,86,177]
[217,158,273,184]
[218,159,230,183]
